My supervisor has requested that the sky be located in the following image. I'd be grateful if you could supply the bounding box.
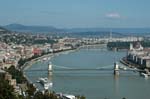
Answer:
[0,0,150,28]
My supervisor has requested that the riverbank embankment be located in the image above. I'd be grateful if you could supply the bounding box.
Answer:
[120,57,146,74]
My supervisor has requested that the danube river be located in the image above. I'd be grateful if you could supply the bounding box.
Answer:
[25,45,150,99]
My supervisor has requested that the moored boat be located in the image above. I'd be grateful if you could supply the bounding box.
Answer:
[37,77,53,90]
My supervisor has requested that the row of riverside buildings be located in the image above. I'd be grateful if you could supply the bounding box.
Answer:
[127,42,150,69]
[0,37,81,69]
[0,43,52,69]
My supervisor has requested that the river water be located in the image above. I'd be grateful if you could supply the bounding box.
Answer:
[25,45,150,99]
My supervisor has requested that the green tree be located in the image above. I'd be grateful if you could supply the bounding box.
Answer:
[6,65,27,83]
[0,75,18,99]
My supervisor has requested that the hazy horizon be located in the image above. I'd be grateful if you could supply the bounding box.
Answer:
[3,23,150,29]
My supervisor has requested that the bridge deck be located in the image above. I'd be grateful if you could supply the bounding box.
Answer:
[25,68,145,72]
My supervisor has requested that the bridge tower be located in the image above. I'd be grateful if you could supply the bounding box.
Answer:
[48,62,52,75]
[114,62,119,76]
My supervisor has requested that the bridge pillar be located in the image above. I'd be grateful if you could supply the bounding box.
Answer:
[114,62,119,76]
[48,62,52,75]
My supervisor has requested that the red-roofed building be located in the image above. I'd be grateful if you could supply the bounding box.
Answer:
[33,48,42,55]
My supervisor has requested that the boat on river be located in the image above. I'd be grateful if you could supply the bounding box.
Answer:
[37,77,53,90]
[140,73,148,78]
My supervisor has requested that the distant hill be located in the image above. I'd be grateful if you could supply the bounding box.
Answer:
[4,23,63,33]
[0,26,10,33]
[66,28,150,37]
[3,23,150,37]
[67,28,150,34]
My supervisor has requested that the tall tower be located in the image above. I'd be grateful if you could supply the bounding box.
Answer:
[109,30,112,41]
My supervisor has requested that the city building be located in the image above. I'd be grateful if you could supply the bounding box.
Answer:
[127,42,150,68]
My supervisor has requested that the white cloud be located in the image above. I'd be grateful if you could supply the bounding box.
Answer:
[105,12,121,19]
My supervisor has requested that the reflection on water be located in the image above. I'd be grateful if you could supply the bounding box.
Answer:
[114,75,119,98]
